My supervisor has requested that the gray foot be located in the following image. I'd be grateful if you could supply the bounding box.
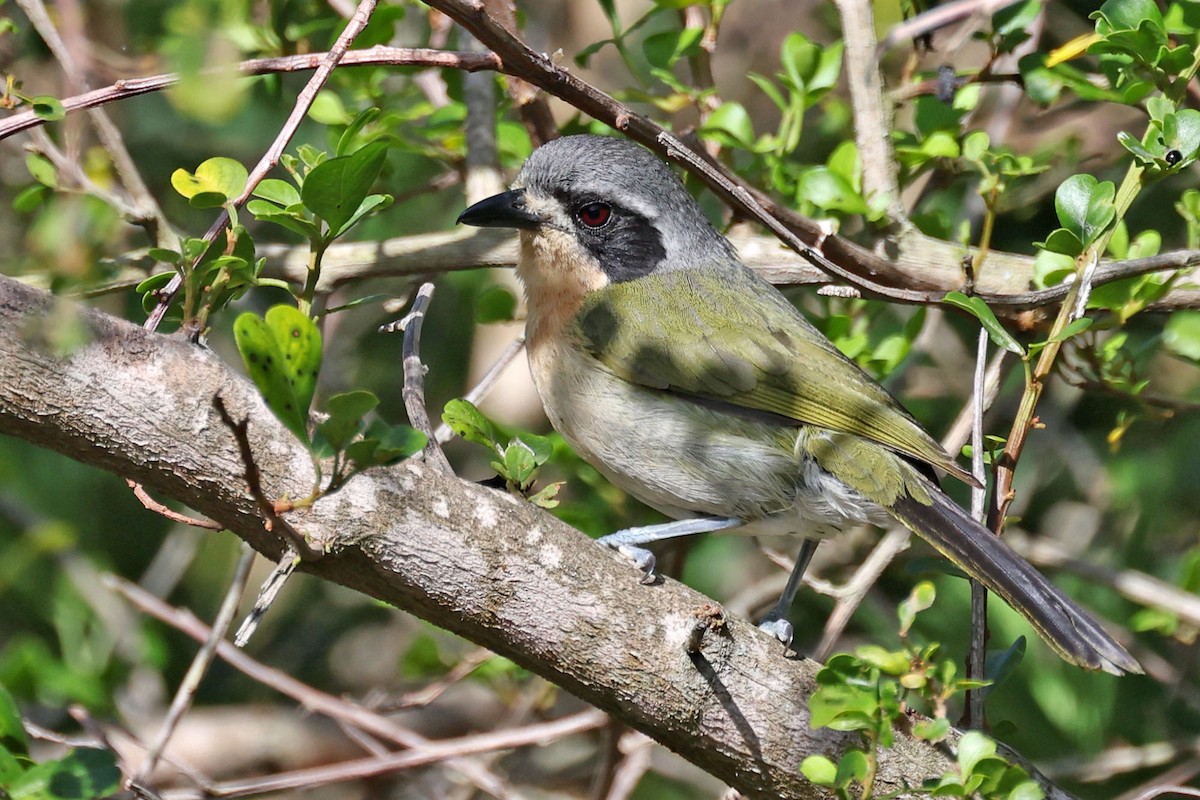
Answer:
[758,616,794,649]
[599,537,657,583]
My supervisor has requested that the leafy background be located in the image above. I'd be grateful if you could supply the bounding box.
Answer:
[0,0,1198,798]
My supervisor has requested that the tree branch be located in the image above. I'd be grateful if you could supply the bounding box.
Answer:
[0,274,1054,799]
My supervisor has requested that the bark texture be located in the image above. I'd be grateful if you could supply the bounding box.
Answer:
[0,274,995,798]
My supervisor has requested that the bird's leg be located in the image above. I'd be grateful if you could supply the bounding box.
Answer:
[757,537,820,648]
[598,516,744,583]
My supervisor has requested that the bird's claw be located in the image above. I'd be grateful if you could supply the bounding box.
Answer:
[601,540,657,583]
[758,616,794,649]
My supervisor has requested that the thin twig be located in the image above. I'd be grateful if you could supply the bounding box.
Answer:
[15,0,171,241]
[159,710,606,799]
[964,329,989,728]
[833,0,902,219]
[212,396,322,561]
[126,479,223,529]
[385,282,454,473]
[0,47,500,142]
[604,730,655,800]
[143,0,381,333]
[233,548,299,648]
[877,0,1026,55]
[135,545,256,783]
[106,575,521,799]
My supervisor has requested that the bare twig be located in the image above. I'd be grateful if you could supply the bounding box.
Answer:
[964,329,990,728]
[107,574,521,799]
[832,0,902,219]
[143,0,381,332]
[212,396,322,561]
[158,710,606,799]
[0,47,501,142]
[15,0,171,241]
[604,730,655,800]
[384,282,454,473]
[127,479,223,530]
[136,545,256,784]
[233,548,299,648]
[877,0,1026,54]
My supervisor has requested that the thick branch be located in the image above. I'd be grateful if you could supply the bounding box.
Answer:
[0,274,1016,799]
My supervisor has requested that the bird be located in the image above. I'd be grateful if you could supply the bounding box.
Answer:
[456,134,1141,676]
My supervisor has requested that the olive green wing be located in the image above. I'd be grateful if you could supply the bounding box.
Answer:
[573,267,974,485]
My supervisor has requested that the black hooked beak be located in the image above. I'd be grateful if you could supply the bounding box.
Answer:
[457,188,543,230]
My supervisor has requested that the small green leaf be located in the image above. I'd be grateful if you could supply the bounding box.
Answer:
[854,645,910,675]
[1054,174,1114,247]
[252,178,302,208]
[0,684,28,758]
[31,95,65,121]
[379,426,427,461]
[12,184,48,212]
[442,399,499,450]
[642,27,703,69]
[913,717,951,742]
[308,89,352,125]
[898,580,936,635]
[302,140,389,235]
[319,390,379,450]
[503,440,537,485]
[1163,311,1200,360]
[700,102,755,148]
[171,157,249,202]
[835,749,870,785]
[25,153,57,188]
[1047,316,1094,343]
[800,755,838,785]
[943,292,1024,355]
[233,306,322,443]
[265,305,322,418]
[957,731,997,778]
[8,748,121,800]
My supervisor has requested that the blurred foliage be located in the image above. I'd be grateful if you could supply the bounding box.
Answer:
[0,0,1199,797]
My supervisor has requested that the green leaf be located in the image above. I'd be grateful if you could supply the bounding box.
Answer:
[854,645,909,675]
[898,580,936,635]
[800,755,838,785]
[25,153,57,188]
[835,749,870,785]
[642,27,703,69]
[943,292,1024,355]
[913,717,951,742]
[0,684,28,758]
[252,178,302,208]
[336,107,383,156]
[308,89,352,125]
[302,140,389,235]
[1163,311,1200,360]
[8,748,121,800]
[333,193,393,238]
[233,306,322,443]
[1046,316,1094,344]
[31,95,65,121]
[957,731,997,778]
[12,184,48,212]
[700,102,755,148]
[503,439,537,485]
[358,422,426,465]
[318,390,379,451]
[1054,174,1115,247]
[171,157,249,203]
[442,399,499,450]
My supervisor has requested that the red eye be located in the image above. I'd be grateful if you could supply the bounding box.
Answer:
[577,202,612,228]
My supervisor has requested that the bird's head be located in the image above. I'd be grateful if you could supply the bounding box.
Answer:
[457,135,736,297]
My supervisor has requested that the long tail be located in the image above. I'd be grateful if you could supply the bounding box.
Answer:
[890,480,1142,676]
